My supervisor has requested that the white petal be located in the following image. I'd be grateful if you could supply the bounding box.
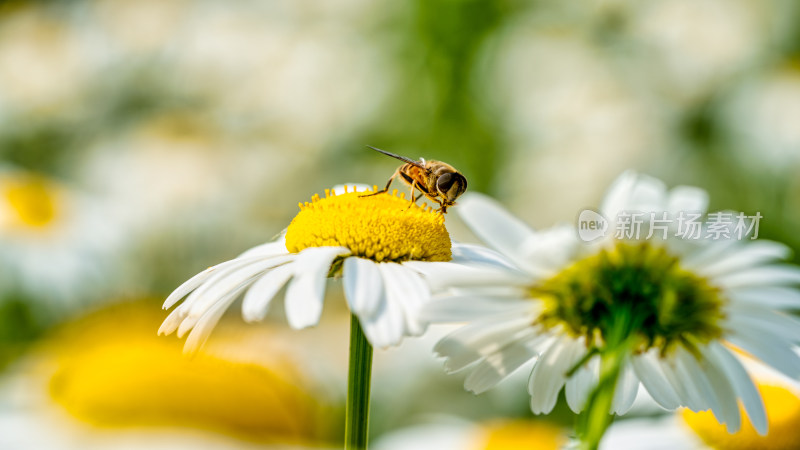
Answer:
[517,225,579,276]
[698,241,792,278]
[601,171,667,217]
[727,327,800,379]
[163,259,240,309]
[529,337,586,414]
[600,170,639,218]
[695,345,743,432]
[565,347,598,413]
[236,235,288,258]
[360,285,403,349]
[343,257,383,319]
[450,243,518,270]
[177,312,202,338]
[667,185,709,216]
[714,265,800,289]
[284,247,349,329]
[463,332,541,394]
[611,364,639,415]
[422,295,535,323]
[241,262,295,322]
[631,350,681,410]
[707,341,767,435]
[382,263,430,336]
[659,356,706,411]
[158,305,188,336]
[182,285,245,353]
[681,239,738,272]
[675,349,719,414]
[456,193,540,273]
[403,261,531,292]
[188,256,293,319]
[726,305,800,343]
[434,314,538,373]
[728,286,800,310]
[445,286,530,297]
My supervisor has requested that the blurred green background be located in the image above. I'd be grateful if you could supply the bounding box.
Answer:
[1,0,799,448]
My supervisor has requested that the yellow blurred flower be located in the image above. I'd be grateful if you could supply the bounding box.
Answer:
[682,381,800,450]
[41,301,333,446]
[479,420,567,450]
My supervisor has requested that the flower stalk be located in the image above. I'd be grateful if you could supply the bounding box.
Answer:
[345,313,373,449]
[576,310,638,450]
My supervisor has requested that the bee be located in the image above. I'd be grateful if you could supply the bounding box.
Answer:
[363,146,467,213]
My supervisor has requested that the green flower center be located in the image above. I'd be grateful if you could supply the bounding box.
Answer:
[533,242,725,355]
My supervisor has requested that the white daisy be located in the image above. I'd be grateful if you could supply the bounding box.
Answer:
[160,185,497,352]
[424,171,800,437]
[0,166,121,311]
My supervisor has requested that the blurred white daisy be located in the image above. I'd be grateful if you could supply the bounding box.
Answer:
[161,185,499,352]
[425,171,800,435]
[0,166,120,311]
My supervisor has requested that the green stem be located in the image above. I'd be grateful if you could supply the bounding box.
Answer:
[576,312,637,450]
[345,314,373,450]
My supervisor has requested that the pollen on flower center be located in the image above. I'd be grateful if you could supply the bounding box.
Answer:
[284,186,452,262]
[533,242,725,354]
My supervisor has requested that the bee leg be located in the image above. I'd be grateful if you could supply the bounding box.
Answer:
[414,193,424,202]
[406,182,417,209]
[360,175,394,198]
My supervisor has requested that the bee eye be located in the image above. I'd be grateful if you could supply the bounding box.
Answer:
[436,173,454,192]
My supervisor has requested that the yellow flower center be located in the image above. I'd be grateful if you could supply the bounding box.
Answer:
[682,382,800,449]
[2,173,58,229]
[285,186,452,262]
[47,302,328,444]
[533,242,725,355]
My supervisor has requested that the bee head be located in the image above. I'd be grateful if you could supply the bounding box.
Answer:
[436,172,468,204]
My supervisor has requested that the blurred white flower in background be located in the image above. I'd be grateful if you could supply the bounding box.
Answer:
[89,0,188,55]
[167,1,388,149]
[81,114,281,234]
[0,5,109,118]
[630,0,770,105]
[481,27,660,226]
[723,67,800,171]
[0,166,121,311]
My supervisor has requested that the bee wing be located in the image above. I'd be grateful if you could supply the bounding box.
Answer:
[367,146,428,171]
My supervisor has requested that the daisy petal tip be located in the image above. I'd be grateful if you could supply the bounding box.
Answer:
[442,362,461,375]
[181,344,200,356]
[463,385,481,395]
[157,322,176,337]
